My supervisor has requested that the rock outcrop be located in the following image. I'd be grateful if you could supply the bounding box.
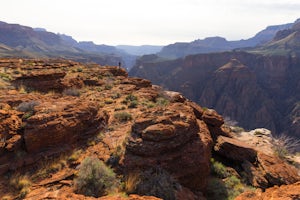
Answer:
[124,103,213,192]
[214,135,300,188]
[24,99,108,153]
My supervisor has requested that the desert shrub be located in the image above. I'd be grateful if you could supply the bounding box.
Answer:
[68,149,82,163]
[63,88,80,97]
[111,93,121,99]
[155,97,169,107]
[207,175,250,200]
[0,72,12,81]
[225,175,249,200]
[10,174,32,198]
[74,157,119,197]
[211,158,229,178]
[77,68,83,72]
[125,94,138,102]
[17,101,39,112]
[128,100,138,108]
[104,84,113,90]
[114,112,132,122]
[272,134,300,158]
[114,106,126,111]
[126,168,179,200]
[104,98,114,104]
[141,101,155,108]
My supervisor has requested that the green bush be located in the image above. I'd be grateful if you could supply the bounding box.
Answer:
[126,94,138,102]
[207,176,249,200]
[114,112,132,122]
[104,84,113,90]
[128,100,138,108]
[0,72,12,81]
[211,158,229,178]
[155,97,169,106]
[111,93,121,99]
[74,157,119,197]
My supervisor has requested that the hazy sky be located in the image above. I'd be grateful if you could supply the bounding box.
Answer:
[1,0,299,45]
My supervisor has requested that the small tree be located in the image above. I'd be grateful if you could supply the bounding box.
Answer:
[74,157,119,197]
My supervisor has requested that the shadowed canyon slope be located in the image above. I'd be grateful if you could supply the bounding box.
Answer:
[130,50,300,138]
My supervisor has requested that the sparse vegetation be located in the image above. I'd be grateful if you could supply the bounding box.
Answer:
[125,168,179,200]
[141,100,156,108]
[74,157,119,197]
[114,112,132,122]
[114,106,126,111]
[125,94,138,102]
[33,157,67,180]
[111,93,121,99]
[208,158,255,200]
[17,100,39,119]
[17,101,39,112]
[10,174,32,198]
[104,84,113,90]
[155,97,169,107]
[272,134,300,158]
[105,98,114,104]
[68,149,83,163]
[128,100,138,108]
[211,158,229,178]
[0,72,12,81]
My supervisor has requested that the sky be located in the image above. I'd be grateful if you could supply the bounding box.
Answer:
[1,0,300,46]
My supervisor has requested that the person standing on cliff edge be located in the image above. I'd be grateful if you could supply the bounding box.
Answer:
[118,62,121,68]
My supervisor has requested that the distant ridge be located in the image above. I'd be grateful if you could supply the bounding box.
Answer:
[158,22,293,59]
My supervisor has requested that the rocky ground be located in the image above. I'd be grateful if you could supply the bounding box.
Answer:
[0,58,299,200]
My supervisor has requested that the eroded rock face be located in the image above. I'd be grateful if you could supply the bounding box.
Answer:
[0,103,22,154]
[236,181,300,200]
[24,99,108,153]
[214,136,300,188]
[12,72,68,92]
[124,103,213,192]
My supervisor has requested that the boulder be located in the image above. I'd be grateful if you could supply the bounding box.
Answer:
[214,136,257,162]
